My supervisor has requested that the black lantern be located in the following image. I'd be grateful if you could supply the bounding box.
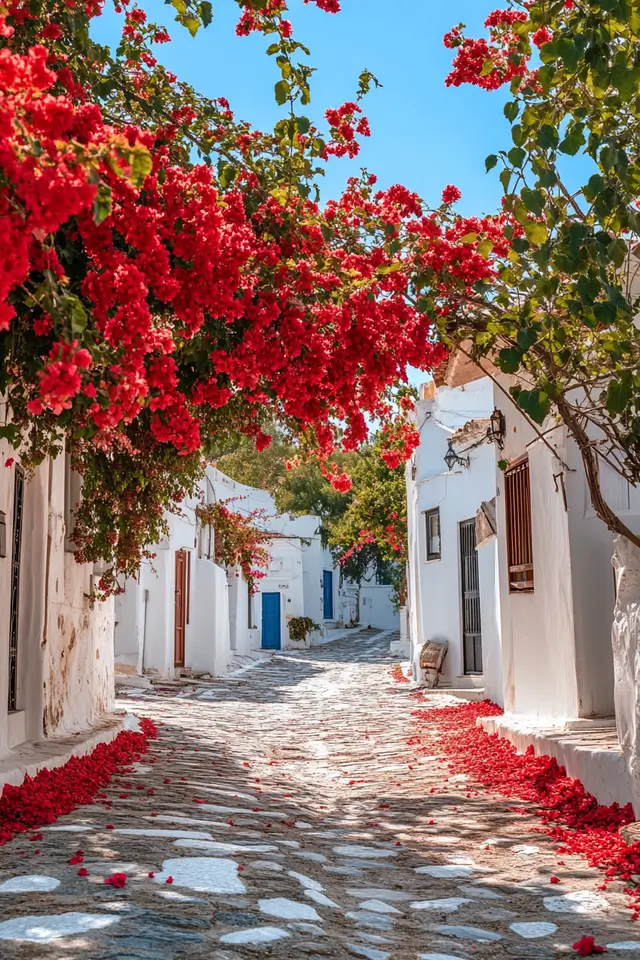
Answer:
[488,408,506,448]
[444,440,469,471]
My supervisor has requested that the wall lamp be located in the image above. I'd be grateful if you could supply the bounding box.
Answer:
[488,408,506,449]
[444,441,469,472]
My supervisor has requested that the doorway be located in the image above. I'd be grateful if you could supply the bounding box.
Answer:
[8,467,24,712]
[323,570,334,619]
[261,592,281,650]
[460,518,483,674]
[174,549,188,668]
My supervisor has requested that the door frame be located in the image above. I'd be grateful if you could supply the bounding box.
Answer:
[323,569,334,620]
[174,549,188,668]
[459,518,483,675]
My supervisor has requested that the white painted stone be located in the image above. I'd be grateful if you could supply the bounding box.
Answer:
[448,775,469,783]
[173,839,278,854]
[346,888,412,902]
[288,871,323,891]
[250,861,284,872]
[153,858,245,894]
[122,713,142,733]
[359,900,401,914]
[430,836,460,846]
[334,845,396,859]
[418,954,467,960]
[543,890,609,914]
[258,897,322,922]
[458,884,504,900]
[0,913,120,942]
[511,844,539,856]
[295,851,327,863]
[430,924,503,942]
[0,876,60,893]
[606,943,640,951]
[510,922,558,939]
[220,926,290,945]
[418,955,467,960]
[415,865,476,878]
[115,829,214,840]
[43,825,93,832]
[410,898,470,913]
[306,890,340,908]
[279,840,301,848]
[347,945,390,960]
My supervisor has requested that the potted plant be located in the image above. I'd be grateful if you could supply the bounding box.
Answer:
[287,616,320,649]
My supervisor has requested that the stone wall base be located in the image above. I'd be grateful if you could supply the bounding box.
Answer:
[479,713,634,809]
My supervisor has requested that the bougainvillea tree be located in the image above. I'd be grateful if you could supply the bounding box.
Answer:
[0,0,448,591]
[195,498,270,590]
[434,0,640,547]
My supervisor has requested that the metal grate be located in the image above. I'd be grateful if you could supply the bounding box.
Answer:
[460,518,482,674]
[504,458,534,592]
[8,467,24,712]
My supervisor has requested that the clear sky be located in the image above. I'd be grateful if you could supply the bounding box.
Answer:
[93,0,512,216]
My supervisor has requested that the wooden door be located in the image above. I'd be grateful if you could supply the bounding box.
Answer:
[261,593,281,650]
[174,549,187,667]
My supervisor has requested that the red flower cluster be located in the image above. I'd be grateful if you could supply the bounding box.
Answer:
[442,185,462,205]
[105,872,127,887]
[444,9,531,91]
[390,663,409,683]
[323,102,371,159]
[573,937,607,956]
[0,717,156,846]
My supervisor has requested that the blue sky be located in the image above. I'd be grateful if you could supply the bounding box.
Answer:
[93,0,512,216]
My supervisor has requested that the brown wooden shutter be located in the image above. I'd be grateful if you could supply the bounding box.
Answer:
[504,458,534,592]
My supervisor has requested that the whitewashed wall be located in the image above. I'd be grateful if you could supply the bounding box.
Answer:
[493,377,636,721]
[360,585,399,631]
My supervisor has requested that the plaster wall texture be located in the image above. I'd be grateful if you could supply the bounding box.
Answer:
[360,585,400,631]
[477,538,503,707]
[0,439,115,765]
[407,378,501,691]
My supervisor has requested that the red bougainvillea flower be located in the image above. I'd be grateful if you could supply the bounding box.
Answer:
[77,867,88,877]
[549,876,560,884]
[442,184,462,205]
[573,936,607,956]
[165,876,173,884]
[148,871,155,878]
[105,872,127,888]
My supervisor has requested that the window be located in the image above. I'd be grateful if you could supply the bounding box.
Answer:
[247,588,253,629]
[425,508,441,561]
[504,458,534,592]
[199,522,213,560]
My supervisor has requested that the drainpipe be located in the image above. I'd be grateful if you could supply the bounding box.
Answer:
[140,588,150,674]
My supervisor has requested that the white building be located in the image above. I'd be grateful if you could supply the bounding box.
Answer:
[409,353,640,807]
[115,466,358,679]
[0,437,115,784]
[406,375,503,704]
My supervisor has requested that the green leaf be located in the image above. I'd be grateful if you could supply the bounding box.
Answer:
[577,275,601,302]
[295,116,311,135]
[521,187,545,217]
[498,347,523,374]
[218,164,236,188]
[608,238,627,267]
[606,379,632,415]
[183,14,200,36]
[611,64,640,99]
[129,146,153,187]
[517,327,538,351]
[485,154,499,172]
[557,37,579,70]
[199,1,212,27]
[523,220,548,245]
[500,168,512,192]
[507,146,526,168]
[274,80,290,105]
[69,297,88,337]
[504,101,519,122]
[537,124,559,150]
[593,301,617,325]
[92,183,112,225]
[559,124,586,156]
[517,388,550,424]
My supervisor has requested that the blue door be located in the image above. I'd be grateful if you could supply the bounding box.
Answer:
[261,593,281,650]
[323,570,334,620]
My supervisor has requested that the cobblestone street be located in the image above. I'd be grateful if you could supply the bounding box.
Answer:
[0,631,637,959]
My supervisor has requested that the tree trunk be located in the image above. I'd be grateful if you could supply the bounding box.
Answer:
[612,534,640,809]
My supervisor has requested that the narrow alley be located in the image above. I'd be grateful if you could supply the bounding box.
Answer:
[0,631,636,959]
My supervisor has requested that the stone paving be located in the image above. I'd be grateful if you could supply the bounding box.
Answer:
[0,630,639,958]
